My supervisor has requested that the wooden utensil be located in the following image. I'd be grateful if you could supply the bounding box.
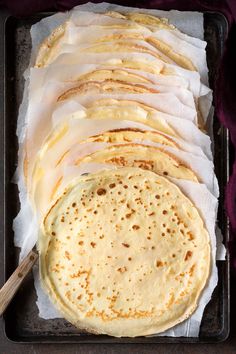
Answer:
[0,249,38,316]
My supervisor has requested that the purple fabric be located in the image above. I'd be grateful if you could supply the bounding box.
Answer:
[3,0,236,270]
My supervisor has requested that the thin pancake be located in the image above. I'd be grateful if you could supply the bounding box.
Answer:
[32,140,198,218]
[83,128,178,148]
[39,167,210,337]
[92,33,196,71]
[85,103,177,136]
[104,57,164,75]
[57,80,159,101]
[75,143,198,182]
[35,23,67,68]
[76,68,152,84]
[80,41,172,63]
[105,11,174,30]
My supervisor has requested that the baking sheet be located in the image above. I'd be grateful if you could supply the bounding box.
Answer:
[3,10,229,343]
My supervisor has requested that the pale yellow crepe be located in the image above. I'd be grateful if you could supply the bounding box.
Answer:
[83,128,178,148]
[76,68,153,84]
[35,23,67,68]
[39,167,210,337]
[75,143,198,182]
[104,57,165,75]
[35,11,196,71]
[31,137,196,218]
[77,100,177,137]
[105,11,175,30]
[36,28,196,71]
[56,97,177,137]
[57,80,159,101]
[92,33,196,71]
[80,41,172,63]
[34,18,143,68]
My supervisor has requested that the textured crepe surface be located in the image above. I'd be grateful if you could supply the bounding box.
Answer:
[35,13,195,71]
[39,167,210,337]
[83,128,178,148]
[57,80,160,101]
[31,139,198,219]
[75,143,198,182]
[76,68,153,84]
[58,99,177,136]
[105,11,175,30]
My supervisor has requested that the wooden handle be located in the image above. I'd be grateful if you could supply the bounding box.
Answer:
[0,249,38,316]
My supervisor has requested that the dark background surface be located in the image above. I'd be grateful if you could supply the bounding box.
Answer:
[0,7,236,354]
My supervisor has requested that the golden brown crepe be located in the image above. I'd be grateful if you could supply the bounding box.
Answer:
[39,167,210,337]
[82,128,178,148]
[75,143,198,182]
[57,80,159,101]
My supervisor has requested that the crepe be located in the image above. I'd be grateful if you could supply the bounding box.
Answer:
[31,135,204,219]
[83,128,178,148]
[57,80,196,114]
[51,98,211,156]
[52,52,202,96]
[39,167,211,337]
[35,16,197,72]
[79,40,175,63]
[35,23,67,68]
[35,12,150,67]
[84,97,195,125]
[80,29,197,71]
[105,11,175,30]
[75,143,198,182]
[72,102,176,136]
[57,80,158,100]
[75,68,152,84]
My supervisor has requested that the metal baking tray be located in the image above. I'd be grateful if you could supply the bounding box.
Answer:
[2,11,229,343]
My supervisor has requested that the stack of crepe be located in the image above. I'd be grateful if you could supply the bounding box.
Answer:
[17,5,219,337]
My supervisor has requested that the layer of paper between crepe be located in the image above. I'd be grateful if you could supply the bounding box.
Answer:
[16,80,212,230]
[51,51,204,98]
[24,79,200,176]
[44,49,212,125]
[71,3,205,41]
[70,9,206,50]
[62,37,206,81]
[64,19,204,53]
[74,3,208,85]
[28,4,211,132]
[32,166,218,338]
[63,20,207,77]
[29,65,197,114]
[29,11,71,68]
[25,9,208,169]
[25,115,210,213]
[29,7,203,71]
[40,116,210,161]
[29,3,206,76]
[37,9,207,81]
[52,98,212,158]
[32,134,218,220]
[23,108,206,220]
[31,62,190,98]
[27,65,198,131]
[33,114,217,193]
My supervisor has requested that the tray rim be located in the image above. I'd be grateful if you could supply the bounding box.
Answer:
[2,9,230,344]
